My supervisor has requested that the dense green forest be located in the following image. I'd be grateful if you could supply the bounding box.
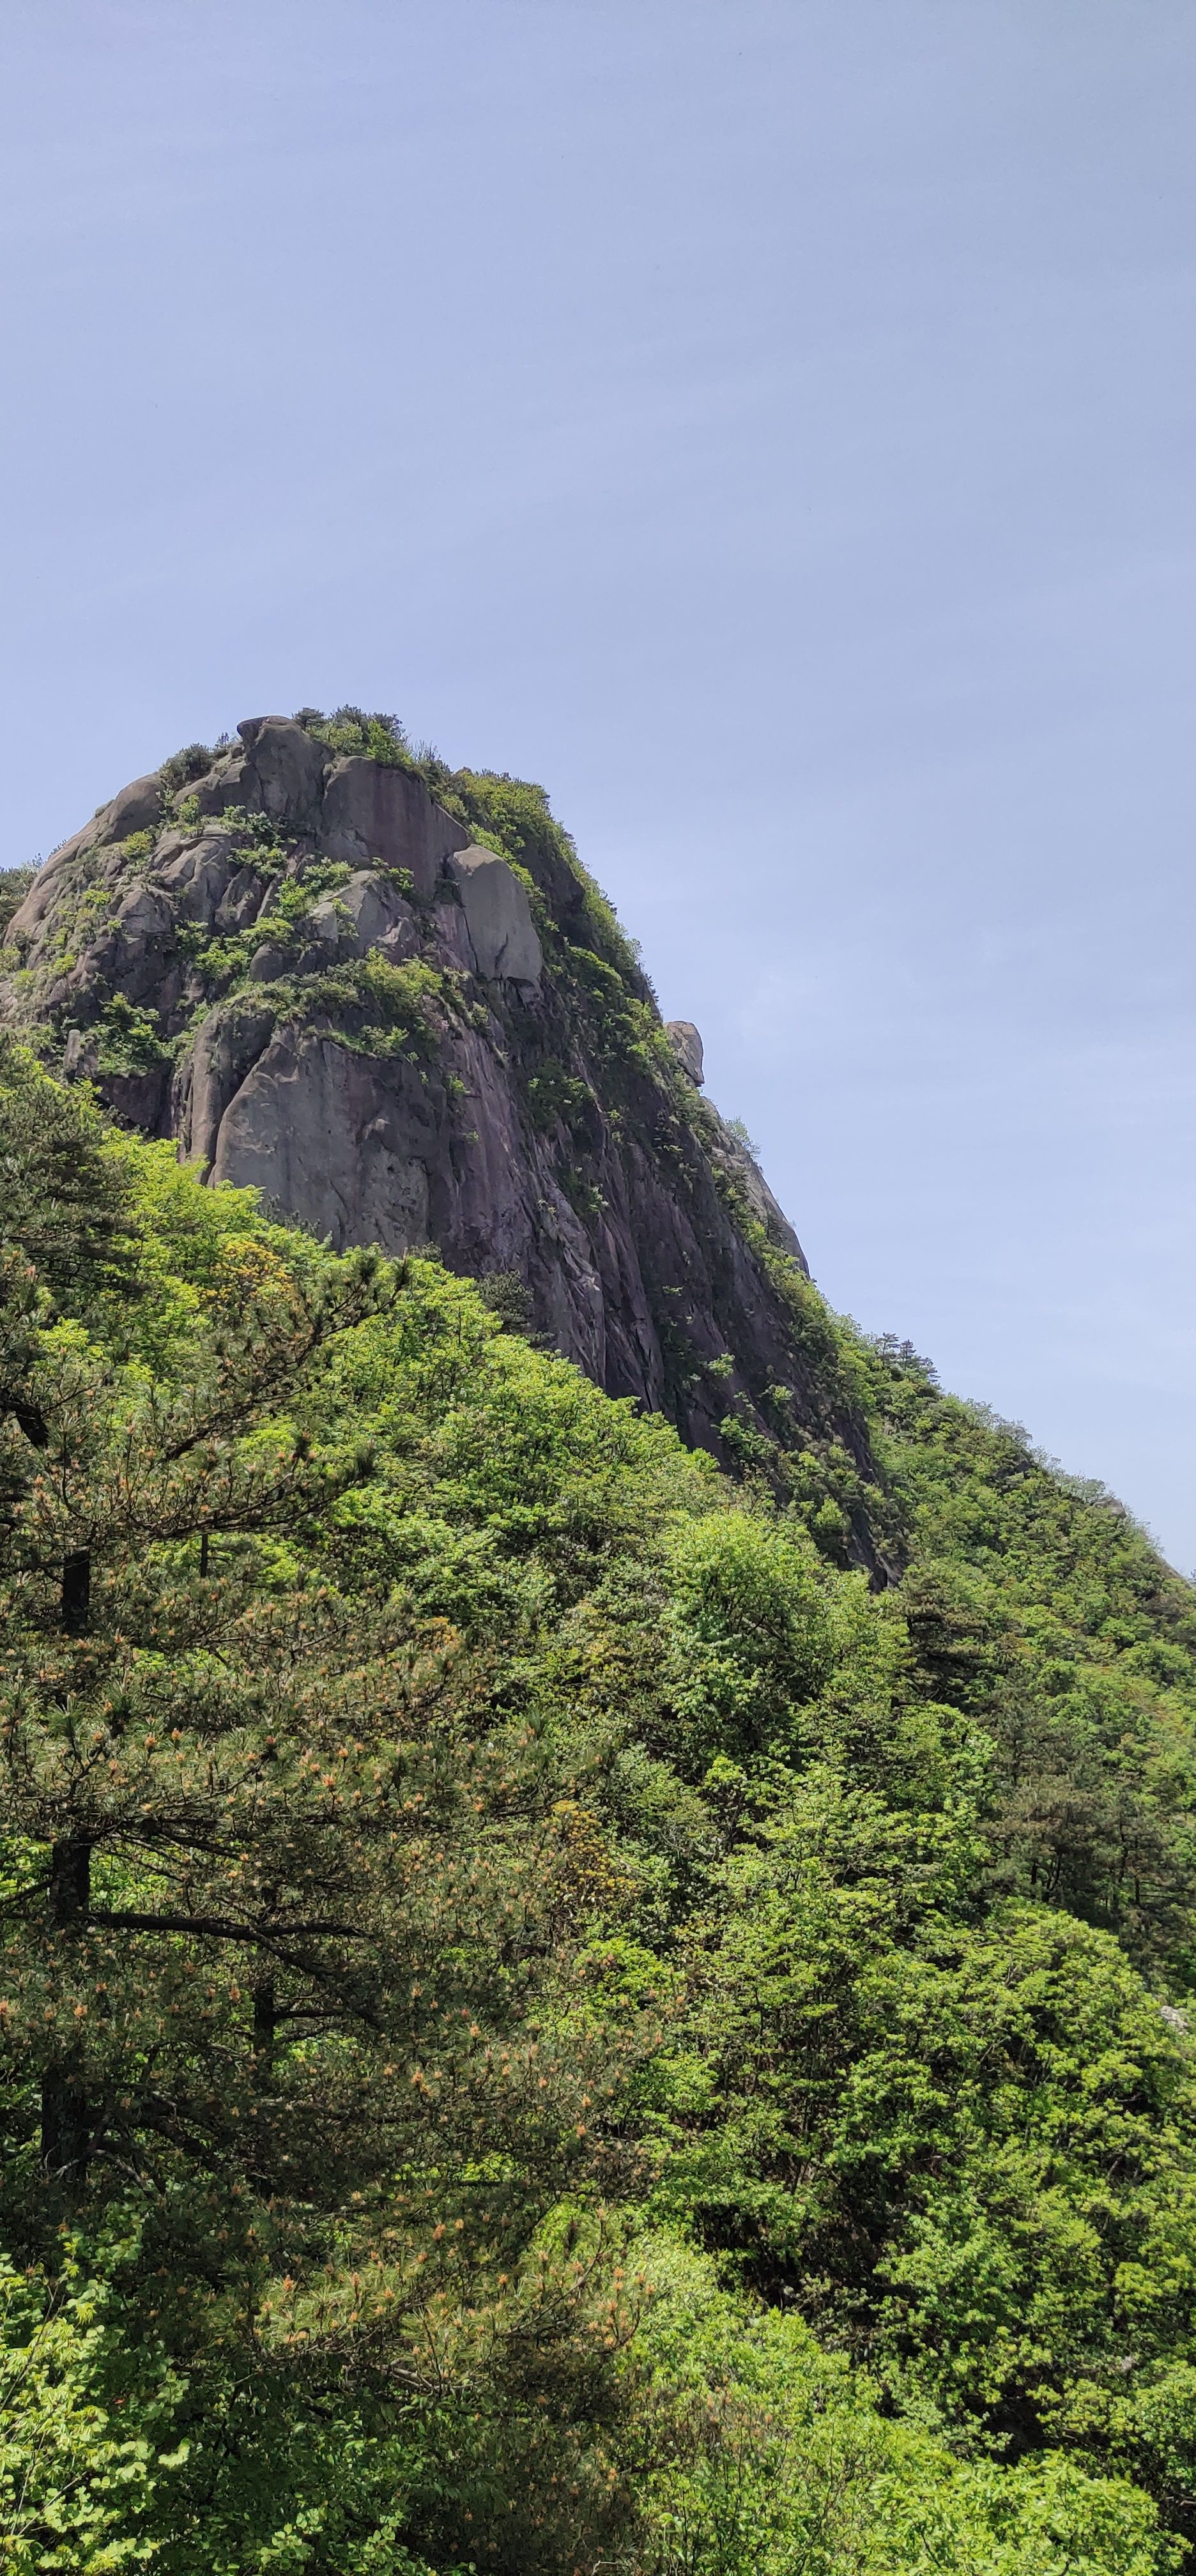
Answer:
[2,1029,1196,2573]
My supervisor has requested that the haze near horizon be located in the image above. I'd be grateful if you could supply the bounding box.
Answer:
[2,0,1193,1565]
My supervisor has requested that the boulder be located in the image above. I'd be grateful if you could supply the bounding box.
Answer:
[59,880,180,1009]
[31,772,165,890]
[305,899,346,950]
[93,772,164,848]
[63,1028,98,1078]
[179,721,329,836]
[113,883,172,947]
[247,941,295,983]
[666,1020,704,1085]
[307,871,417,959]
[430,899,478,976]
[8,854,80,944]
[211,1028,434,1252]
[320,756,470,895]
[446,847,542,985]
[236,718,329,829]
[6,825,132,947]
[215,864,273,932]
[178,997,276,1171]
[155,834,238,925]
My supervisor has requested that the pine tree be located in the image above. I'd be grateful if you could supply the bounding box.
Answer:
[0,1215,404,2191]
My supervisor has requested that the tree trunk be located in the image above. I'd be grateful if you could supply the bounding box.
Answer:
[252,1977,276,2081]
[40,2058,91,2184]
[48,1836,91,1926]
[61,1549,90,1633]
[41,1835,92,2186]
[43,1549,94,2182]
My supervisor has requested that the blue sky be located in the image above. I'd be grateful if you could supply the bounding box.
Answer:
[3,0,1194,1566]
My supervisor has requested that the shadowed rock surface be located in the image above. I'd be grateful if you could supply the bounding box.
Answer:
[3,714,879,1546]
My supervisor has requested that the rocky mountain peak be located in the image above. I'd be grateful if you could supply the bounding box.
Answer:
[3,711,878,1554]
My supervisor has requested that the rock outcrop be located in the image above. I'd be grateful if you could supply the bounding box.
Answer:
[3,714,877,1546]
[447,847,542,986]
[666,1020,705,1085]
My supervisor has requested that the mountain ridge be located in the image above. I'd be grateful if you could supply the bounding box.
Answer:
[4,755,1196,2567]
[2,708,883,1565]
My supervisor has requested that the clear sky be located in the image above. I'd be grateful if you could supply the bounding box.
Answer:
[3,1,1194,1567]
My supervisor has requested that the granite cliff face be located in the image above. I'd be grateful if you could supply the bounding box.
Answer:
[3,714,876,1537]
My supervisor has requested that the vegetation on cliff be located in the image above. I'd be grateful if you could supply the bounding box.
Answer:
[2,712,884,1510]
[1,1032,1195,2573]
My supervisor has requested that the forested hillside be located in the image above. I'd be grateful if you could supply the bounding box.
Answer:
[1,1032,1195,2573]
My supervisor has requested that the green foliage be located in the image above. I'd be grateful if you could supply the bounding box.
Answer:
[114,831,156,866]
[256,862,352,929]
[174,855,356,994]
[287,717,645,997]
[0,2255,165,2569]
[869,1347,1196,1978]
[213,806,294,858]
[0,868,34,939]
[631,2260,1181,2574]
[664,1512,834,1761]
[524,1055,592,1134]
[295,707,418,770]
[0,1034,142,1317]
[261,952,450,1061]
[0,1053,1194,2573]
[160,740,229,801]
[475,1268,539,1337]
[92,994,172,1073]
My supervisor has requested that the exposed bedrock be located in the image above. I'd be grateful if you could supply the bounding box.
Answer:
[4,716,879,1550]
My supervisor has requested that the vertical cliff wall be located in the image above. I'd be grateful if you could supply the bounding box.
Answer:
[3,714,878,1545]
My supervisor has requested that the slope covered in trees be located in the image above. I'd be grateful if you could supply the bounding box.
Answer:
[1,1034,1195,2573]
